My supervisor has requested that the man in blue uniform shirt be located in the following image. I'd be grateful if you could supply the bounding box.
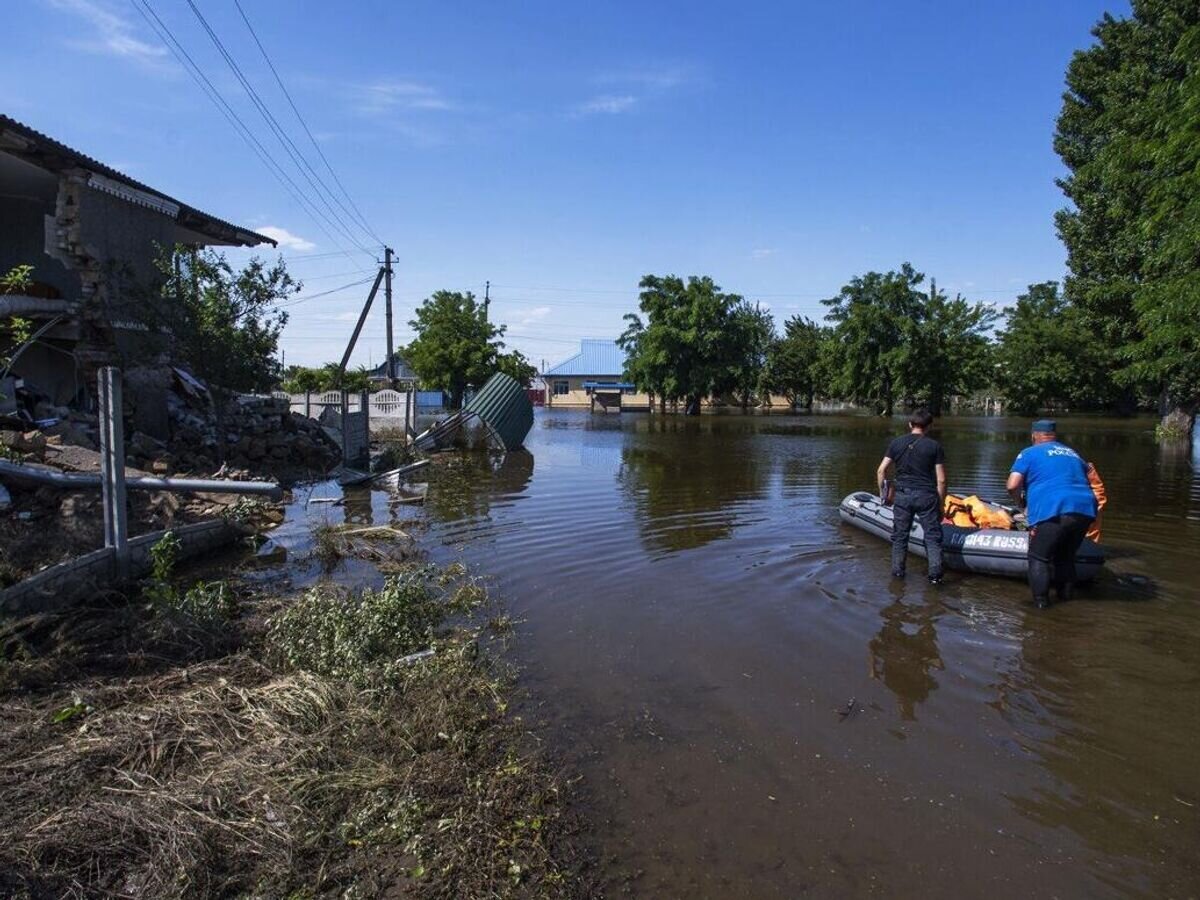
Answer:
[1006,420,1098,608]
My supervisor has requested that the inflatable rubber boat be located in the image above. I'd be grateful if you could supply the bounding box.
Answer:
[838,491,1105,580]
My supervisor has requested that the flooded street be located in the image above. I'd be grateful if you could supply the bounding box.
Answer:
[287,411,1200,897]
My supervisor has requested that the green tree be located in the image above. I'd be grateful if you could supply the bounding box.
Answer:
[280,363,373,394]
[821,264,926,416]
[619,275,749,415]
[496,349,537,388]
[404,291,506,409]
[729,302,776,408]
[155,247,294,394]
[763,316,826,409]
[907,280,998,415]
[994,282,1112,415]
[280,364,325,393]
[1055,2,1200,434]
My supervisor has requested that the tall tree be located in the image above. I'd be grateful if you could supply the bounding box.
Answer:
[821,264,926,416]
[729,302,776,408]
[908,281,998,415]
[619,275,747,415]
[763,316,827,410]
[404,291,506,409]
[1055,1,1200,435]
[994,282,1112,415]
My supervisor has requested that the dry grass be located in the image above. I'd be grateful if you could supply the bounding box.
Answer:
[0,569,591,899]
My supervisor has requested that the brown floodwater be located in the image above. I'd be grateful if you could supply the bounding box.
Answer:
[265,411,1200,898]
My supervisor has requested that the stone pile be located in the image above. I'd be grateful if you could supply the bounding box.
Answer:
[3,366,340,481]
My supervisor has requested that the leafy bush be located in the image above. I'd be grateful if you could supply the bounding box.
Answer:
[270,566,484,685]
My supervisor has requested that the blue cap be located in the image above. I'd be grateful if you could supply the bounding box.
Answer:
[1031,419,1057,433]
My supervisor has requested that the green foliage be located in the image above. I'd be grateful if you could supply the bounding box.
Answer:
[1055,2,1200,413]
[270,566,485,686]
[151,246,296,395]
[280,363,371,394]
[993,282,1113,414]
[618,275,751,414]
[728,302,775,406]
[143,531,236,625]
[496,348,537,388]
[907,280,998,414]
[1,265,35,382]
[404,291,512,408]
[818,266,999,415]
[763,316,827,408]
[0,265,33,295]
[821,264,924,416]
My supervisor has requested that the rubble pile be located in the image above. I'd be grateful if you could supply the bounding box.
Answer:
[2,366,340,481]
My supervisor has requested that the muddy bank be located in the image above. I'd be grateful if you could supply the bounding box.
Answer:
[0,511,591,897]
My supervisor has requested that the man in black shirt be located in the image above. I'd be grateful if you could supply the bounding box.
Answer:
[876,408,947,584]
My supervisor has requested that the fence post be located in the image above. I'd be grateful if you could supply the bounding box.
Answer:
[304,389,311,418]
[98,366,129,582]
[340,389,349,465]
[360,390,370,447]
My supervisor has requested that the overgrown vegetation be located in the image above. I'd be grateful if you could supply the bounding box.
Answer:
[147,245,296,395]
[270,566,484,685]
[0,562,588,898]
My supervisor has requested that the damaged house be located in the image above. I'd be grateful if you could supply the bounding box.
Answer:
[0,114,275,409]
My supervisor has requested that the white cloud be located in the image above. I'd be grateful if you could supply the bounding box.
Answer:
[519,306,552,325]
[751,248,777,260]
[258,226,317,251]
[352,81,453,116]
[48,0,170,68]
[573,94,637,117]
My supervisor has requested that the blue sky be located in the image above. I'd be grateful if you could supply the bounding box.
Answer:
[4,0,1125,370]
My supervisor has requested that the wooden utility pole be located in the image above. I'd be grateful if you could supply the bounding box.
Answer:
[484,280,490,322]
[384,246,395,385]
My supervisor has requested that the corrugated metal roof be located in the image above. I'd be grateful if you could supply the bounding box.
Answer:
[463,372,533,450]
[544,339,628,377]
[0,114,275,248]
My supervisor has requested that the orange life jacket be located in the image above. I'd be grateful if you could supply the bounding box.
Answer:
[1086,463,1106,542]
[942,494,1014,530]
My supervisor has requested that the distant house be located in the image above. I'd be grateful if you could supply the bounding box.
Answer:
[0,115,274,405]
[366,352,419,386]
[543,339,650,410]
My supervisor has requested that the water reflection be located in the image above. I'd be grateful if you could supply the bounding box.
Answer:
[617,425,768,554]
[341,485,375,525]
[424,450,535,524]
[868,588,944,721]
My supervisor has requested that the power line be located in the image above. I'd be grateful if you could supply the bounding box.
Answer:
[232,0,383,247]
[128,0,371,270]
[181,0,376,258]
[279,276,375,307]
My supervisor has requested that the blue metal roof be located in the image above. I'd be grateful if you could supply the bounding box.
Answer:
[544,339,628,377]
